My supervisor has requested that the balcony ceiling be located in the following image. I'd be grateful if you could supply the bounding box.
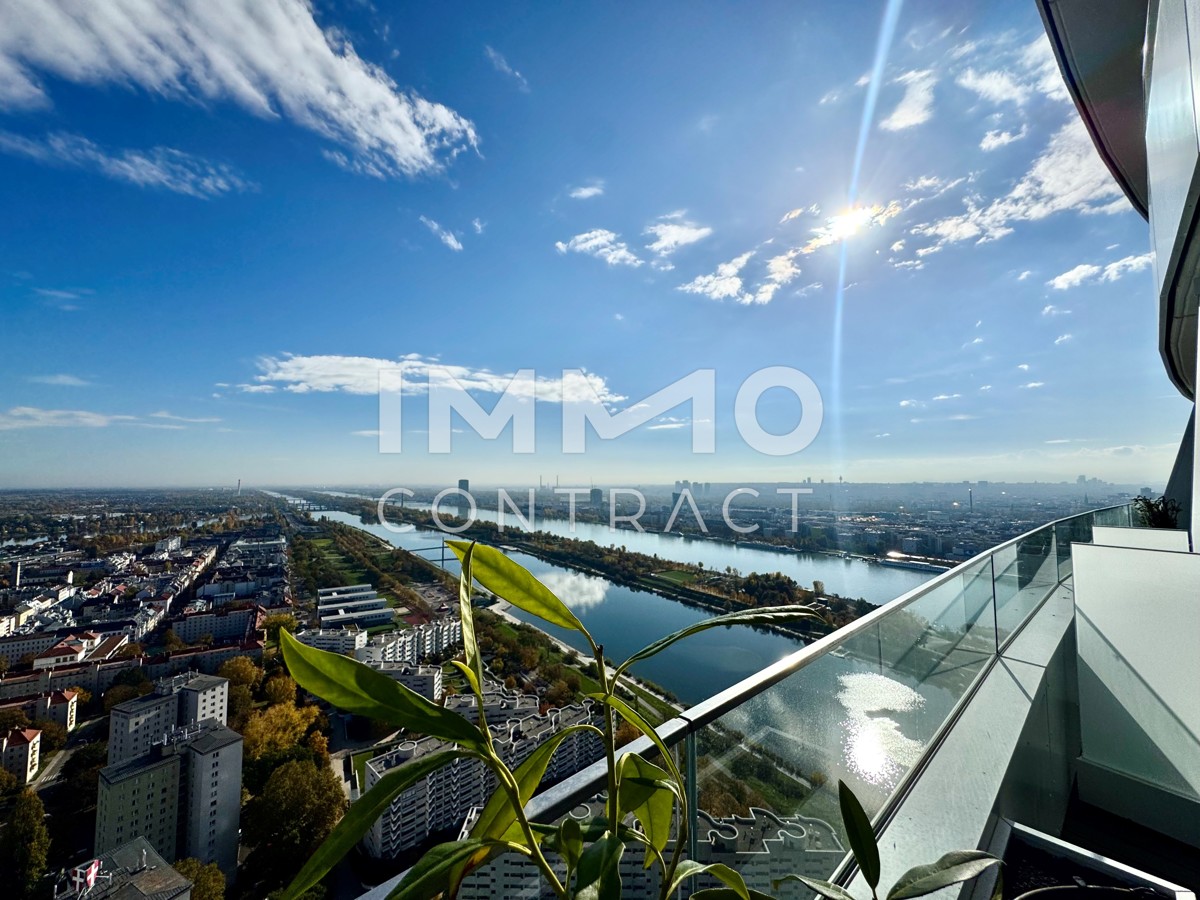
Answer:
[1037,0,1150,219]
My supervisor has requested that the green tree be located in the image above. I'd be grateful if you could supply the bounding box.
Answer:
[163,629,188,652]
[227,684,254,728]
[63,741,108,801]
[0,709,30,733]
[0,767,18,795]
[244,760,346,860]
[262,612,298,643]
[103,683,141,713]
[0,789,51,898]
[173,858,225,900]
[31,719,66,752]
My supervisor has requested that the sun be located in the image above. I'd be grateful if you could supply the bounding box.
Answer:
[826,206,876,241]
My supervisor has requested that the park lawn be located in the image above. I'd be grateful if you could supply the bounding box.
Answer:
[652,569,698,586]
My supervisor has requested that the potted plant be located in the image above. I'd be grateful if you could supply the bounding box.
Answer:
[278,540,1000,899]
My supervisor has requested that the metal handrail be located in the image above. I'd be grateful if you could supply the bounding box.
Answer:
[362,503,1131,898]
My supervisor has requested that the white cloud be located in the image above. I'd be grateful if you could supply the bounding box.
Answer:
[980,125,1028,151]
[1021,381,1045,389]
[472,218,485,234]
[0,0,477,178]
[0,406,137,430]
[932,393,961,401]
[237,384,276,394]
[890,240,905,252]
[1042,304,1071,316]
[420,216,463,251]
[555,229,642,267]
[484,45,529,92]
[1021,34,1070,103]
[1048,264,1101,290]
[352,429,380,437]
[26,374,90,386]
[150,411,221,423]
[569,182,605,200]
[1054,334,1073,345]
[1018,270,1033,280]
[899,399,921,408]
[677,251,758,304]
[644,215,713,256]
[796,281,823,296]
[1017,363,1030,371]
[1047,252,1153,289]
[0,131,251,197]
[248,353,625,404]
[957,69,1031,106]
[979,385,992,391]
[912,118,1126,248]
[880,70,937,131]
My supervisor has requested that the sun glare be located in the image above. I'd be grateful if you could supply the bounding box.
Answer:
[827,206,875,241]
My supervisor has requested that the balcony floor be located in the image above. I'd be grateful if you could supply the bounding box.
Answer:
[1061,792,1200,894]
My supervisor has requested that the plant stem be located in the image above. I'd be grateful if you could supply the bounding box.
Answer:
[494,760,567,898]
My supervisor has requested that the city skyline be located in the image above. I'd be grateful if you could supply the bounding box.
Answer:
[1,0,1188,488]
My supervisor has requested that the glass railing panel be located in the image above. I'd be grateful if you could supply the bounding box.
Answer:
[1054,512,1093,581]
[993,525,1057,641]
[1093,505,1131,527]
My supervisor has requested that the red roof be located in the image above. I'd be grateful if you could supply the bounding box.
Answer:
[6,728,40,745]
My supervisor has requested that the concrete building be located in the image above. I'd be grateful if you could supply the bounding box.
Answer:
[1,727,40,784]
[0,689,78,731]
[296,627,369,655]
[108,671,228,765]
[56,836,193,900]
[371,663,443,701]
[362,700,602,859]
[169,606,260,645]
[95,721,242,877]
[317,585,393,629]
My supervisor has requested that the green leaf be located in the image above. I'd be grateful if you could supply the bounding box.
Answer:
[574,834,624,900]
[446,659,481,698]
[667,860,751,900]
[559,817,583,873]
[281,629,486,751]
[617,753,675,861]
[616,605,819,677]
[586,692,685,795]
[773,874,857,900]
[386,839,512,900]
[839,779,880,890]
[448,540,586,633]
[887,851,1001,900]
[457,542,486,693]
[470,723,603,842]
[282,749,472,899]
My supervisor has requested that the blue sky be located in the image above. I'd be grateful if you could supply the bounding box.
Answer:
[0,0,1187,488]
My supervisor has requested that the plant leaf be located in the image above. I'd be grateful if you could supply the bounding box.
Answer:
[617,753,675,861]
[887,851,1001,900]
[691,890,777,900]
[586,692,684,796]
[470,723,603,842]
[282,749,472,899]
[448,540,586,633]
[667,860,751,900]
[281,630,486,750]
[447,659,481,698]
[559,816,583,873]
[839,780,880,890]
[456,541,486,694]
[386,839,510,900]
[774,874,857,900]
[575,833,624,900]
[616,605,819,677]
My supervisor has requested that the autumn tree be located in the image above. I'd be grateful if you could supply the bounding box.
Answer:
[0,789,51,898]
[173,858,225,900]
[163,630,188,652]
[244,759,345,861]
[63,741,108,802]
[32,719,66,752]
[0,709,30,733]
[241,702,320,760]
[227,684,254,728]
[103,683,142,713]
[218,656,263,692]
[263,674,296,707]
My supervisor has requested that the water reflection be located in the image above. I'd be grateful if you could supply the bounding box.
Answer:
[535,570,610,612]
[837,672,925,787]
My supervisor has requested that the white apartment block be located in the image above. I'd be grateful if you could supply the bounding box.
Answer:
[296,617,462,665]
[108,671,228,765]
[1,727,41,784]
[372,664,443,701]
[455,800,845,900]
[362,702,602,859]
[297,627,369,655]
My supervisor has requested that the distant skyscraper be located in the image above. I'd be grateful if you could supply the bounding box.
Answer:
[458,478,470,498]
[590,487,603,506]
